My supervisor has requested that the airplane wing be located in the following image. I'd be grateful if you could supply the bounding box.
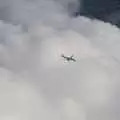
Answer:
[72,58,76,62]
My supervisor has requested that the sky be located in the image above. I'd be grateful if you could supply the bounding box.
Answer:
[80,0,120,27]
[0,0,120,120]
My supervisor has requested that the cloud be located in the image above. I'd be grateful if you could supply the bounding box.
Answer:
[0,0,120,120]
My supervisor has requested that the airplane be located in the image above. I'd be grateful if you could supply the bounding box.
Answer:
[61,54,76,62]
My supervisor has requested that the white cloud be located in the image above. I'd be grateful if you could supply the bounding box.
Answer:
[0,0,120,120]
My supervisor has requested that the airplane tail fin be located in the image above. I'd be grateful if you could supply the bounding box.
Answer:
[61,54,64,57]
[70,54,74,58]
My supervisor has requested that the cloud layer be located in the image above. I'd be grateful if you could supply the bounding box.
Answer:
[0,0,120,120]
